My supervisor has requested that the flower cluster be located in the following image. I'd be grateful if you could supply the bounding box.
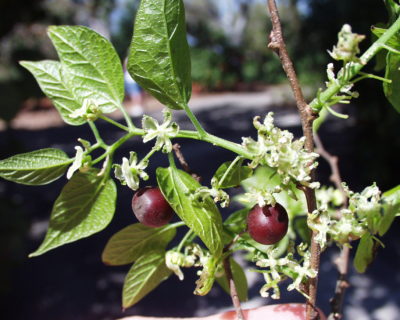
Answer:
[194,186,230,208]
[308,184,382,249]
[256,243,317,299]
[242,113,319,188]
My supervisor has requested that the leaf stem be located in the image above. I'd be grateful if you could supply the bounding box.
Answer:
[119,104,136,130]
[99,115,130,131]
[92,132,136,165]
[182,104,207,138]
[352,72,392,84]
[177,229,194,252]
[88,121,106,147]
[168,151,177,169]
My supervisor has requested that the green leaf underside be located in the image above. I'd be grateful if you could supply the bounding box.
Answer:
[48,25,124,113]
[0,148,71,185]
[216,258,248,302]
[354,233,375,273]
[102,223,176,266]
[30,169,117,257]
[214,160,252,189]
[156,167,223,256]
[128,0,191,110]
[20,61,85,126]
[123,250,171,309]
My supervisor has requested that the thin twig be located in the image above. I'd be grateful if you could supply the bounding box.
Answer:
[314,134,347,202]
[266,1,320,319]
[314,133,350,320]
[172,144,201,181]
[223,249,245,320]
[328,247,350,320]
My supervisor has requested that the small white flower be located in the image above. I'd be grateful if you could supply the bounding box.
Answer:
[67,146,84,179]
[142,109,179,153]
[328,24,365,62]
[165,251,191,281]
[70,99,102,121]
[114,152,148,190]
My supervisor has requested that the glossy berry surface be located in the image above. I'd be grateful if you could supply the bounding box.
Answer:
[247,203,289,245]
[132,187,174,227]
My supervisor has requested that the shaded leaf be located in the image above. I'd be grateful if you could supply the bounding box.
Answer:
[128,0,191,110]
[123,249,171,309]
[384,51,400,113]
[354,233,375,273]
[30,169,116,256]
[216,258,248,302]
[379,185,400,236]
[156,167,223,256]
[102,223,176,266]
[0,148,71,185]
[20,60,85,125]
[378,203,398,236]
[213,159,252,189]
[224,208,249,234]
[48,26,124,113]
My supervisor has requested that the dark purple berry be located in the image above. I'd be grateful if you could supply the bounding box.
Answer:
[132,187,174,227]
[247,203,289,245]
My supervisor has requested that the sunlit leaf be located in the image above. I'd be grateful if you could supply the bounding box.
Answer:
[30,169,116,256]
[128,0,191,109]
[102,223,176,266]
[156,167,223,255]
[123,249,171,309]
[0,148,71,185]
[48,26,124,113]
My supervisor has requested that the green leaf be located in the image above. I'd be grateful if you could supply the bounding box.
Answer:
[213,159,252,189]
[30,169,116,257]
[239,233,289,257]
[123,249,171,309]
[383,184,400,199]
[224,208,249,234]
[48,26,124,113]
[379,185,400,236]
[378,203,399,236]
[0,148,71,185]
[384,0,400,24]
[20,60,85,126]
[156,167,223,256]
[216,258,248,302]
[102,223,176,266]
[128,0,191,110]
[384,51,400,113]
[354,233,375,273]
[239,166,306,216]
[293,216,311,244]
